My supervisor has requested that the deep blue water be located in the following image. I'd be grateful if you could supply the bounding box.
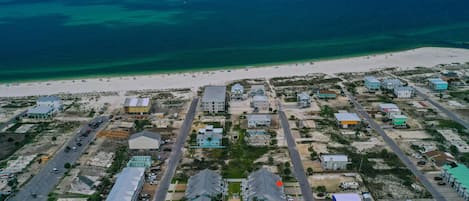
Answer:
[1,0,469,82]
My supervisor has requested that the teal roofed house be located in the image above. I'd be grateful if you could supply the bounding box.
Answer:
[441,163,469,200]
[364,76,380,91]
[428,78,448,91]
[127,156,152,168]
[316,90,337,99]
[196,125,223,148]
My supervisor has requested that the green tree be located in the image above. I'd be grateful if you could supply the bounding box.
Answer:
[64,163,71,169]
[316,185,327,193]
[307,167,314,175]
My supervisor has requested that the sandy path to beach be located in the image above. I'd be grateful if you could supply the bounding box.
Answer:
[1,47,469,97]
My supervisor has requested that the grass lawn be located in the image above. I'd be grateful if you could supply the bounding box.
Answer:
[222,132,270,178]
[228,182,241,197]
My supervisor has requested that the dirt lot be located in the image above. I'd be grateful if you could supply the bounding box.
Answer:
[308,173,361,192]
[386,130,431,140]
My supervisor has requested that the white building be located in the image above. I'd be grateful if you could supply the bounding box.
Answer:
[320,154,349,170]
[249,85,265,97]
[381,79,402,90]
[297,92,311,108]
[201,86,227,113]
[106,167,145,201]
[247,114,272,128]
[27,96,63,119]
[378,103,401,117]
[251,95,269,110]
[37,96,63,111]
[128,131,161,150]
[231,83,244,100]
[393,86,414,98]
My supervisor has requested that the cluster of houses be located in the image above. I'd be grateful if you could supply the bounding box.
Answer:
[378,103,408,127]
[364,76,414,98]
[26,95,63,119]
[185,168,287,201]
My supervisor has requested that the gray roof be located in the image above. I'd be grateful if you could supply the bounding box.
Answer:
[27,105,54,114]
[394,86,414,92]
[231,83,244,92]
[382,79,402,86]
[124,97,150,107]
[321,154,348,162]
[364,76,380,83]
[245,169,285,201]
[334,113,361,122]
[130,131,161,141]
[37,96,61,102]
[297,92,310,100]
[247,114,271,121]
[186,169,223,200]
[106,167,145,201]
[202,86,226,102]
[252,95,268,102]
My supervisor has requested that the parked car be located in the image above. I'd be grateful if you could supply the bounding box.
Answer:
[437,181,446,186]
[434,176,443,181]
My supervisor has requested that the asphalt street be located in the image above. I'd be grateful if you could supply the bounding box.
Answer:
[278,101,314,201]
[153,98,199,201]
[9,116,108,201]
[342,88,447,201]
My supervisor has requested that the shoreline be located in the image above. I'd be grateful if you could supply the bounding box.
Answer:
[1,47,469,97]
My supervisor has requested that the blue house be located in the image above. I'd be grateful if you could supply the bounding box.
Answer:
[428,78,448,91]
[364,76,380,91]
[197,125,223,148]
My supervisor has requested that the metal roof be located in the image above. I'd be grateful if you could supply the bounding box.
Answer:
[382,78,402,86]
[390,114,407,119]
[129,131,161,141]
[231,83,244,92]
[245,169,285,201]
[394,86,414,91]
[321,154,348,162]
[379,103,398,109]
[106,167,145,201]
[334,113,360,122]
[364,76,380,83]
[247,114,271,121]
[332,193,362,201]
[428,78,448,84]
[124,97,150,107]
[186,169,223,200]
[202,86,226,102]
[442,163,469,195]
[27,105,54,114]
[37,96,61,102]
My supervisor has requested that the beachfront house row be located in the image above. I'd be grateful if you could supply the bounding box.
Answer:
[106,167,145,201]
[381,78,402,90]
[231,83,244,100]
[428,78,448,91]
[320,154,349,170]
[316,90,337,99]
[128,131,161,150]
[251,95,269,111]
[201,86,227,113]
[27,96,63,119]
[364,76,381,91]
[242,169,286,201]
[390,114,408,127]
[185,169,225,201]
[197,125,223,148]
[393,86,414,98]
[297,92,311,108]
[378,103,401,117]
[246,130,270,146]
[334,113,361,129]
[441,163,469,201]
[124,97,151,114]
[247,114,272,128]
[249,85,265,97]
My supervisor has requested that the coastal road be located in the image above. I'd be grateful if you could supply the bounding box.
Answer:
[277,100,314,201]
[341,85,447,201]
[153,98,199,201]
[9,116,109,201]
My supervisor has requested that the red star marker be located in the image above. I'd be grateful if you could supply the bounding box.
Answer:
[276,180,283,187]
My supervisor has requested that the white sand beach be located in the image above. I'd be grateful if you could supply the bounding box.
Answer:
[1,47,469,97]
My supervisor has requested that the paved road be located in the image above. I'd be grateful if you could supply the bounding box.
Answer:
[153,98,199,201]
[0,110,27,131]
[341,86,447,201]
[9,116,109,201]
[278,101,314,201]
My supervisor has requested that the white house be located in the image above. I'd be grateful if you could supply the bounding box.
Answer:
[393,86,414,98]
[251,95,269,110]
[381,79,402,90]
[27,96,63,119]
[247,114,272,128]
[37,96,63,112]
[378,103,401,117]
[249,85,265,97]
[297,92,311,108]
[231,83,244,100]
[320,154,349,170]
[128,131,161,150]
[201,86,227,113]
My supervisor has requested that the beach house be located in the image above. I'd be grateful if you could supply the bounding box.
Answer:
[316,90,337,99]
[364,76,381,91]
[242,169,286,201]
[106,167,145,201]
[201,86,227,113]
[197,125,223,148]
[128,131,161,150]
[27,96,63,119]
[390,114,408,127]
[441,163,469,201]
[428,78,448,91]
[249,85,265,97]
[381,78,402,90]
[394,86,414,98]
[251,95,269,111]
[245,130,270,146]
[124,97,151,114]
[297,92,311,108]
[247,114,272,128]
[334,113,361,128]
[185,169,225,201]
[378,103,401,117]
[231,83,244,100]
[320,154,349,170]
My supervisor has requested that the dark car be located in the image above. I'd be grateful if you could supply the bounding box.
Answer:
[76,142,82,147]
[434,176,443,181]
[437,181,446,186]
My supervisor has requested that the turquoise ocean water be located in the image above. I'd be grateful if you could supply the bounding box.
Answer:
[1,0,469,82]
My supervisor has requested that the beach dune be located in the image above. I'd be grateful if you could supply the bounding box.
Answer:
[1,47,469,97]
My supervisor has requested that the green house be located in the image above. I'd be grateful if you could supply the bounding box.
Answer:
[390,114,407,126]
[317,90,337,99]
